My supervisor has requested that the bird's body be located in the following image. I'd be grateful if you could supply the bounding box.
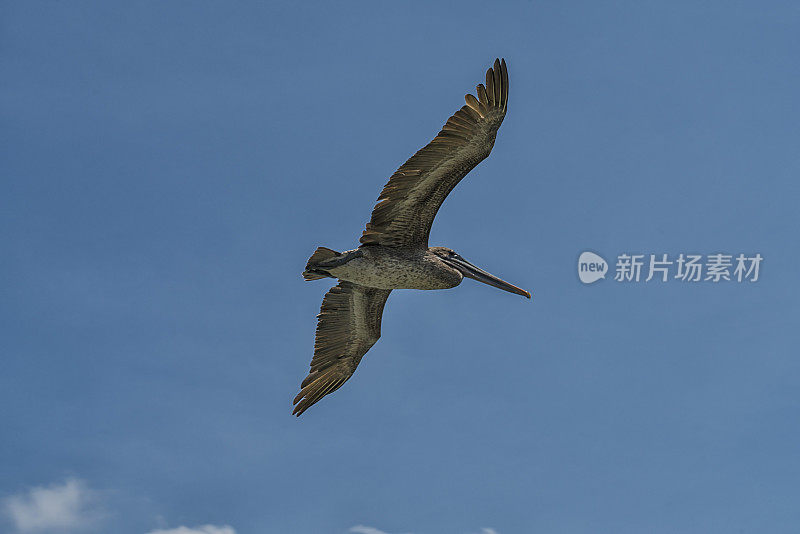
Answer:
[293,58,531,416]
[313,246,463,290]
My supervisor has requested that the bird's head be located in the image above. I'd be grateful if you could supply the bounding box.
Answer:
[430,246,531,299]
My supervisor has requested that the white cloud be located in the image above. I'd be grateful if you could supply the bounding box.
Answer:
[349,527,392,534]
[145,526,236,534]
[349,526,416,534]
[2,478,103,532]
[480,529,499,534]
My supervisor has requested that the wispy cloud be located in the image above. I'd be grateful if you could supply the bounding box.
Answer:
[1,478,103,532]
[349,526,418,534]
[145,526,236,534]
[349,527,393,534]
[480,529,499,534]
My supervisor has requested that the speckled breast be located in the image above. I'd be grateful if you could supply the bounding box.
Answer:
[328,247,463,290]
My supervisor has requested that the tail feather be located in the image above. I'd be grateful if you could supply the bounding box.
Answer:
[303,270,330,281]
[302,246,340,281]
[307,246,339,266]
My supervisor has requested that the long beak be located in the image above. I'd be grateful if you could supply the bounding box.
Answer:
[444,256,531,299]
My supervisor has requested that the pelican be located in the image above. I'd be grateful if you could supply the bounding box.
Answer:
[294,58,530,416]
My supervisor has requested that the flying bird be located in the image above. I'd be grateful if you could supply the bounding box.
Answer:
[294,58,530,416]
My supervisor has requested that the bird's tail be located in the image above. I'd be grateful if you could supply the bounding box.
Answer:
[302,247,340,280]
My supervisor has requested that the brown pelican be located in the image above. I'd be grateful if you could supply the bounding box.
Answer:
[294,58,530,416]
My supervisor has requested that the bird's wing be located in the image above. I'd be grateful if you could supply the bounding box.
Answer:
[359,58,509,248]
[293,281,392,416]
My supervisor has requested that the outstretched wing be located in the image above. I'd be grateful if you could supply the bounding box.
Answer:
[293,282,392,416]
[359,58,509,249]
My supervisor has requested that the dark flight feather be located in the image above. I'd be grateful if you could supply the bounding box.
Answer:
[359,58,509,249]
[293,282,391,416]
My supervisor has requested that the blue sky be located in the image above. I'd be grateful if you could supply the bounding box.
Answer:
[2,2,799,533]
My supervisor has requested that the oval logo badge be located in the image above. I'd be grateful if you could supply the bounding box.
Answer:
[578,251,608,284]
